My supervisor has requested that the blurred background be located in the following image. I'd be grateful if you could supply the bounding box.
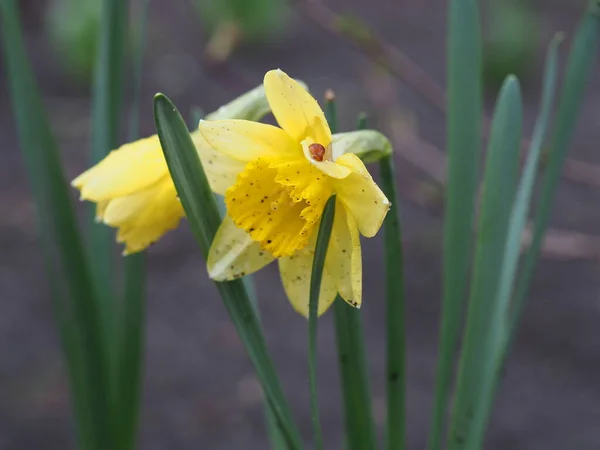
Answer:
[2,0,600,448]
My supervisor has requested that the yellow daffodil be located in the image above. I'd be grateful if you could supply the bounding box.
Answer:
[199,69,391,317]
[72,83,273,254]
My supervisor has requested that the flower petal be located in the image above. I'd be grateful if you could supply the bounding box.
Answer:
[331,130,392,163]
[301,138,352,179]
[190,131,248,195]
[333,153,390,237]
[278,244,338,317]
[199,119,299,162]
[208,216,275,280]
[327,202,362,308]
[107,178,185,254]
[264,69,331,145]
[72,135,167,202]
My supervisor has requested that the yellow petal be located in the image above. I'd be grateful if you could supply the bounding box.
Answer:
[208,216,275,280]
[327,202,362,308]
[190,131,247,195]
[102,177,170,226]
[333,153,390,237]
[199,119,299,162]
[278,243,338,317]
[72,135,167,202]
[300,138,352,179]
[264,69,331,145]
[108,178,185,254]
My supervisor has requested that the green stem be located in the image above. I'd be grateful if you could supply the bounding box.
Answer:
[308,196,337,450]
[380,155,407,450]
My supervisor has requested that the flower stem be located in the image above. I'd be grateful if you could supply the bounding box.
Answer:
[309,195,337,450]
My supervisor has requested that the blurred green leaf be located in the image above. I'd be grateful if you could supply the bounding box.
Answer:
[1,1,112,448]
[88,0,129,348]
[428,1,483,449]
[154,93,303,449]
[447,76,523,450]
[116,1,153,448]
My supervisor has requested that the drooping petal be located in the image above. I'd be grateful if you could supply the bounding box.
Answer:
[264,69,331,146]
[278,244,338,317]
[300,138,352,179]
[190,131,248,195]
[208,216,275,280]
[327,201,362,308]
[108,178,185,254]
[199,119,300,162]
[333,153,390,237]
[72,135,167,201]
[330,130,392,163]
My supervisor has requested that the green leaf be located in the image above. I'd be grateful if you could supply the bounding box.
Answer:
[380,155,407,450]
[115,2,153,448]
[154,93,303,449]
[473,33,562,433]
[428,1,483,449]
[510,1,600,353]
[326,105,378,450]
[308,196,336,450]
[447,76,523,450]
[88,0,129,341]
[1,2,111,449]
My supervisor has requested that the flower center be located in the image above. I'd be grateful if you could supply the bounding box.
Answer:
[308,143,326,161]
[225,157,332,257]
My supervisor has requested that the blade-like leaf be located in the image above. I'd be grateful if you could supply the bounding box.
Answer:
[510,1,600,354]
[327,106,378,450]
[447,76,523,450]
[380,154,407,450]
[470,34,562,435]
[308,196,336,450]
[154,93,303,449]
[428,1,483,449]
[115,1,152,448]
[88,0,129,341]
[1,2,111,448]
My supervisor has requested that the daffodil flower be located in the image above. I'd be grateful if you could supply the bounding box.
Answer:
[199,69,392,317]
[72,83,273,254]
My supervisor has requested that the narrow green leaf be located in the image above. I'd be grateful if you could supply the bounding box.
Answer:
[1,2,111,449]
[154,93,303,449]
[510,1,600,354]
[308,196,336,450]
[381,155,407,450]
[468,34,562,435]
[88,0,129,338]
[115,2,152,448]
[447,76,523,450]
[326,106,378,450]
[212,183,286,450]
[428,1,483,449]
